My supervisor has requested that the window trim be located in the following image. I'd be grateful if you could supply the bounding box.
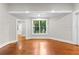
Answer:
[32,18,48,35]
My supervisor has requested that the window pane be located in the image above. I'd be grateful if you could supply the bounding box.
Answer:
[33,20,39,27]
[40,20,46,33]
[33,27,39,33]
[33,20,39,33]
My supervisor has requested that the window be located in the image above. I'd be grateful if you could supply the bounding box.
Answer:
[32,18,48,34]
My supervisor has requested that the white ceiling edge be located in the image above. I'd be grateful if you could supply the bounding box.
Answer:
[8,10,73,14]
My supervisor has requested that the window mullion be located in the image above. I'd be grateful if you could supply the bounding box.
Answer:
[39,20,40,34]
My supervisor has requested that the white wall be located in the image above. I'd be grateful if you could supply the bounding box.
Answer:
[73,4,79,11]
[0,4,17,47]
[49,14,73,42]
[0,4,9,45]
[7,3,73,11]
[8,14,17,42]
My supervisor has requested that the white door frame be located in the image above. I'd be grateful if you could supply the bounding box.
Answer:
[16,19,26,40]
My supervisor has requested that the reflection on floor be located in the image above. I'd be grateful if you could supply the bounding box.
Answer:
[0,39,79,55]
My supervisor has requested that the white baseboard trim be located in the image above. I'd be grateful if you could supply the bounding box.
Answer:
[28,37,77,45]
[49,37,77,45]
[0,40,17,48]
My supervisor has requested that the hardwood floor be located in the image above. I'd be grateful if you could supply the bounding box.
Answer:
[0,38,79,55]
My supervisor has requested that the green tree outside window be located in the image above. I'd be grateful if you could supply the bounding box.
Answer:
[33,19,47,34]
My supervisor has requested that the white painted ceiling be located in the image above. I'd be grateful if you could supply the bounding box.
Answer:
[10,12,70,19]
[7,3,73,11]
[8,3,72,19]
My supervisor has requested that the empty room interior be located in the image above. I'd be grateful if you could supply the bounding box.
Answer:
[0,3,79,55]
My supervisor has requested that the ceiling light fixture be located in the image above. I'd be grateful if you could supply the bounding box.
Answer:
[51,10,55,13]
[37,14,41,17]
[25,11,30,13]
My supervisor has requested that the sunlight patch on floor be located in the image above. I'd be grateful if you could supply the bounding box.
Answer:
[40,42,47,55]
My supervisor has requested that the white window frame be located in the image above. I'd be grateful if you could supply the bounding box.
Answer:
[32,18,48,35]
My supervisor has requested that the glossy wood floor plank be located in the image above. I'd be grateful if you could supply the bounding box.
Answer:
[0,38,79,55]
